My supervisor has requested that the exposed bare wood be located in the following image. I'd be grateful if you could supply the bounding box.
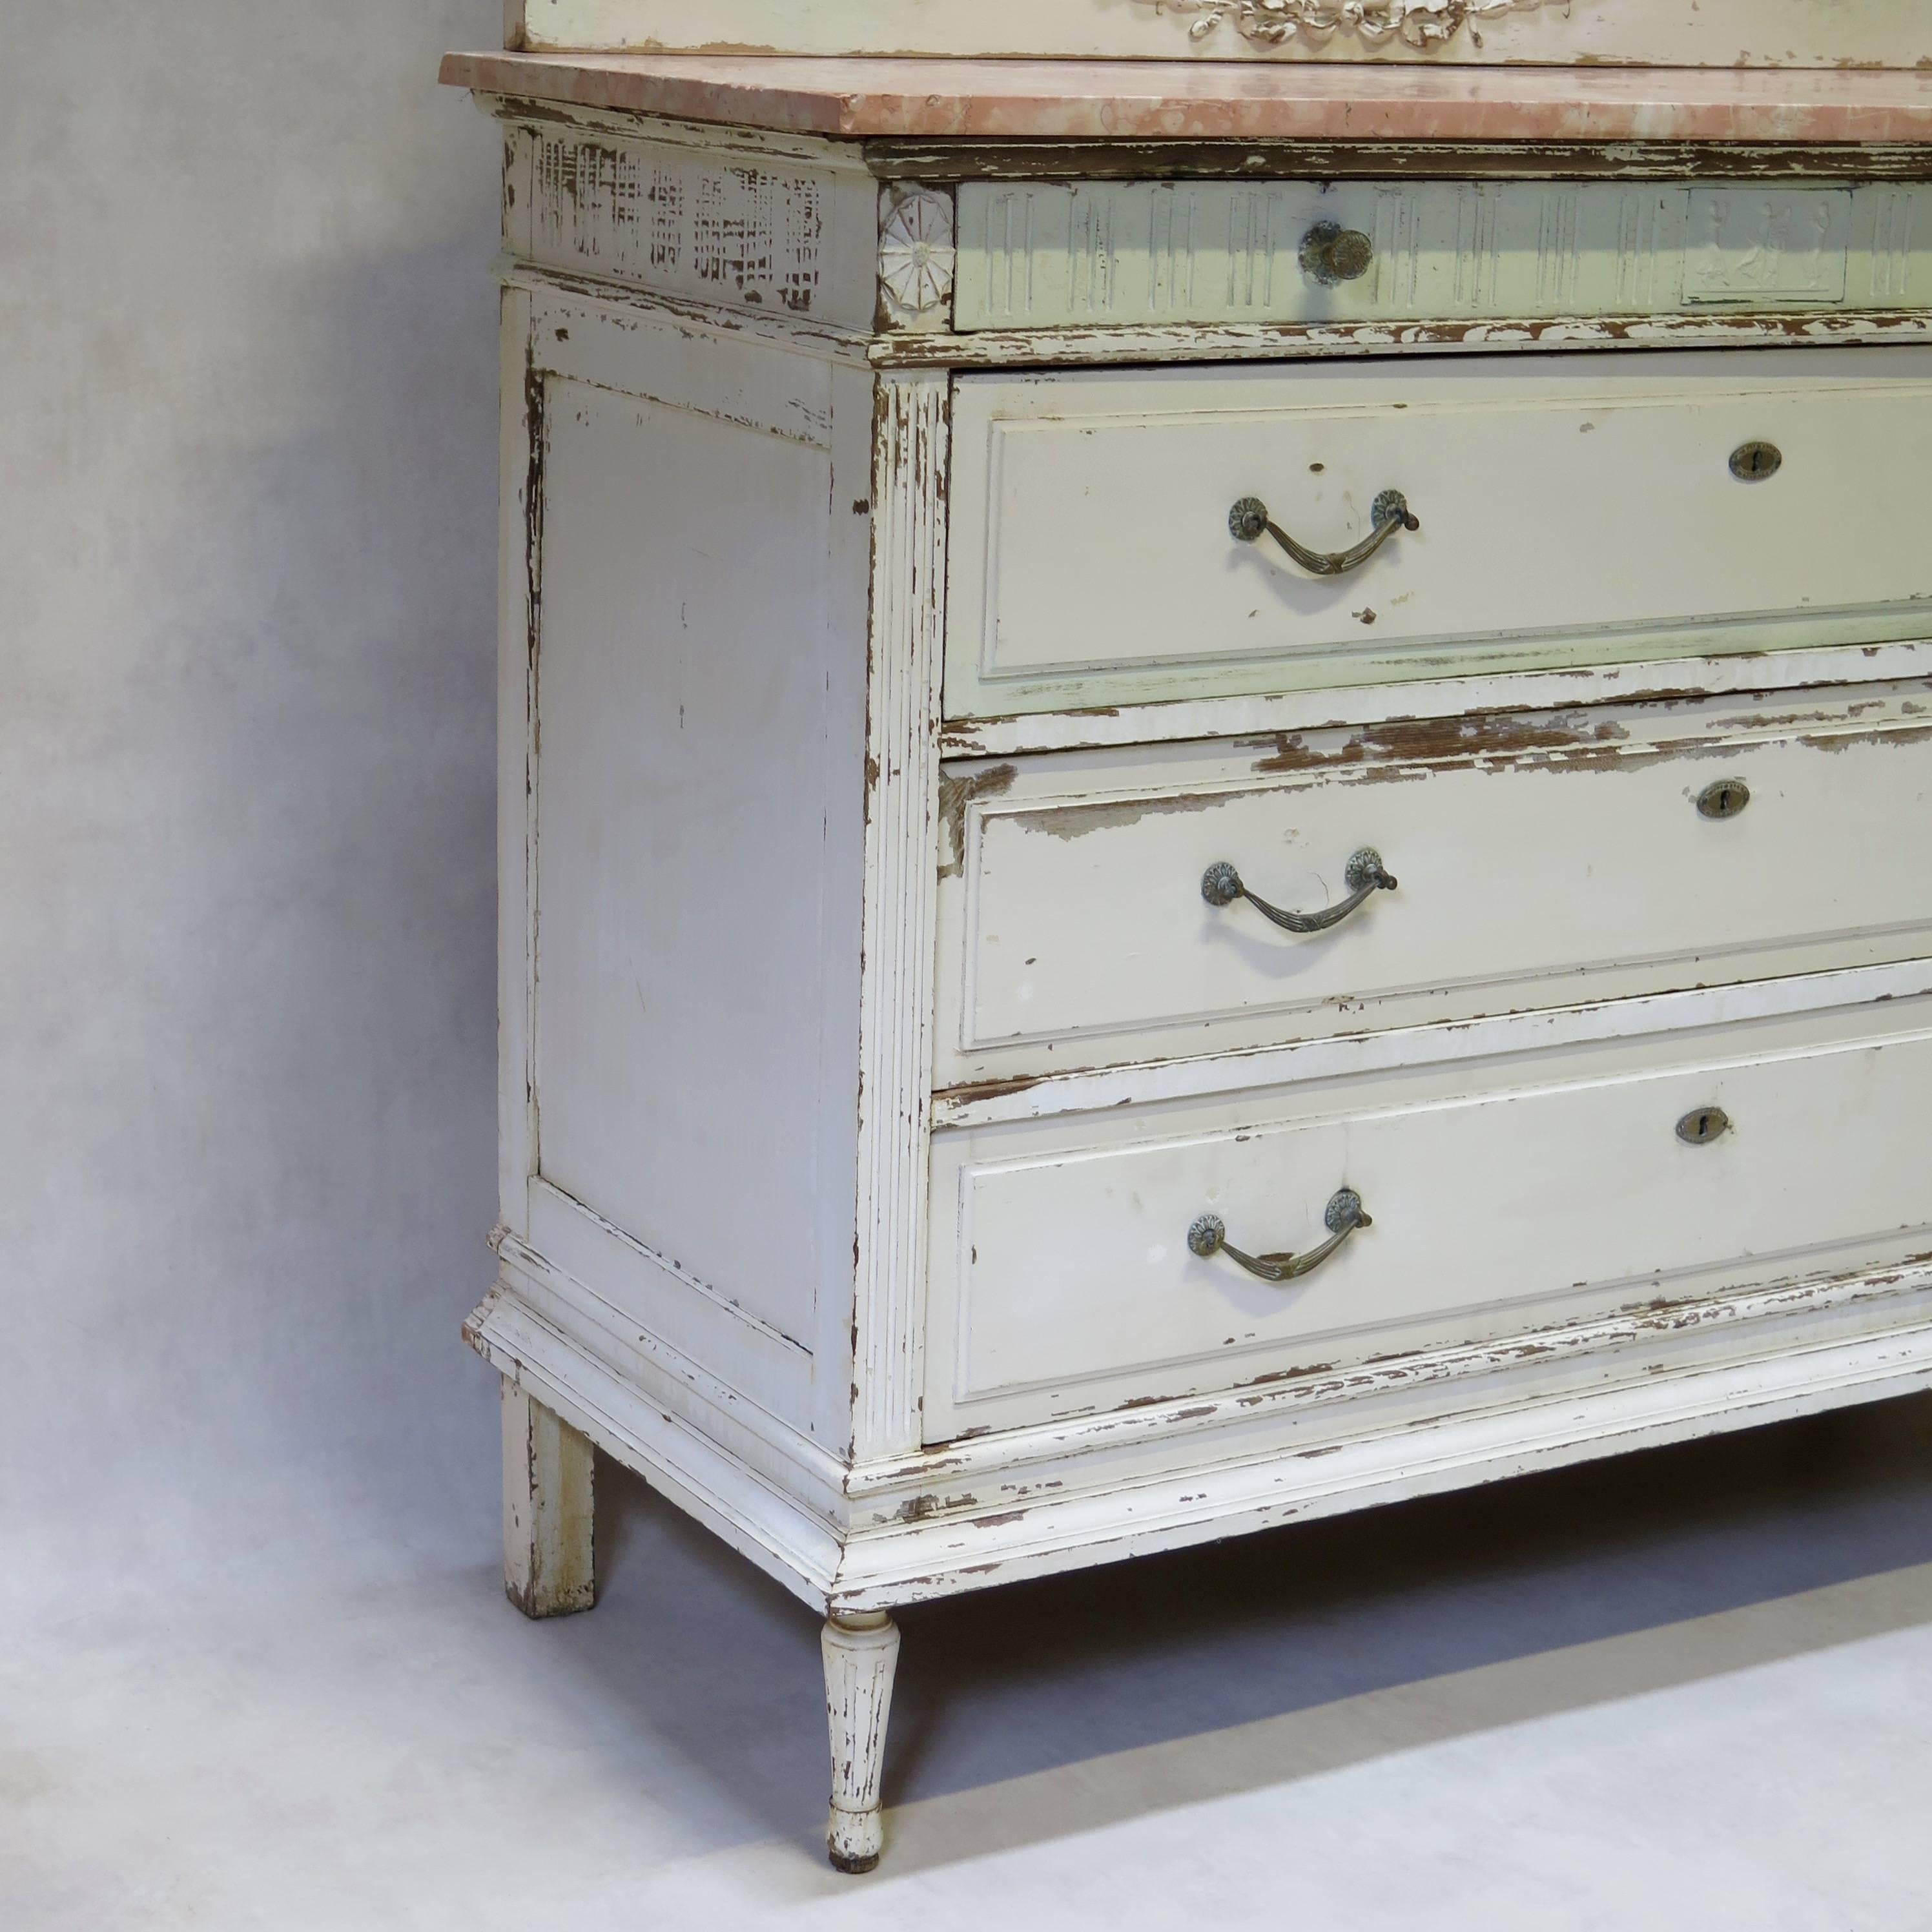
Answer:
[822,1611,900,1872]
[881,309,1932,370]
[848,373,949,1463]
[500,1379,596,1617]
[932,688,1932,1093]
[938,640,1932,759]
[864,139,1932,186]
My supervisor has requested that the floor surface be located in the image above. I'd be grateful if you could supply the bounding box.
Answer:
[7,1395,1932,1930]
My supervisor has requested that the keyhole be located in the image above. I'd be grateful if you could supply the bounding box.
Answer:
[1676,1106,1732,1146]
[1730,440,1783,483]
[1696,778,1751,820]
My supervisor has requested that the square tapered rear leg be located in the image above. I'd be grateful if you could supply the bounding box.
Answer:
[500,1379,596,1618]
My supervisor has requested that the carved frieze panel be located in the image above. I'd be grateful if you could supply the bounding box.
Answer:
[528,130,825,312]
[498,121,880,331]
[1681,190,1854,307]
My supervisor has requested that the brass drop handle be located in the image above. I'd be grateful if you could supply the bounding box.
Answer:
[1203,848,1395,935]
[1189,1189,1371,1284]
[1230,489,1419,577]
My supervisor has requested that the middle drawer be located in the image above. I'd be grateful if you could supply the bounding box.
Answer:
[933,684,1932,1089]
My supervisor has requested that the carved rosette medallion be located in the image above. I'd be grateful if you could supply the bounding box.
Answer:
[1137,0,1550,49]
[879,187,957,331]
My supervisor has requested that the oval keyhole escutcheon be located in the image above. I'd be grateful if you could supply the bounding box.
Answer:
[1730,440,1783,483]
[1696,778,1751,821]
[1677,1105,1732,1146]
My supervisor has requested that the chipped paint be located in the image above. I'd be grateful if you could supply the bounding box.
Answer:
[936,762,1016,878]
[1007,790,1226,841]
[866,139,1932,187]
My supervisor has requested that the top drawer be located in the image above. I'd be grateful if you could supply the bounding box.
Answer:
[954,181,1932,333]
[944,349,1932,719]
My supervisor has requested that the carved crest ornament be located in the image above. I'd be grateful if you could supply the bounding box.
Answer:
[1137,0,1552,48]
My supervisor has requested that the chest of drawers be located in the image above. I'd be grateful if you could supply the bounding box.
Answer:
[443,43,1932,1871]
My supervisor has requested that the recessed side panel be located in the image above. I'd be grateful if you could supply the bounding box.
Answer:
[530,368,858,1412]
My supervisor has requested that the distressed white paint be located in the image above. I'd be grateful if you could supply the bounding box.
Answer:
[508,300,869,1439]
[516,0,1932,68]
[886,311,1932,379]
[822,1611,900,1871]
[947,349,1932,718]
[934,684,1932,1085]
[532,380,834,1346]
[461,87,1932,1870]
[937,956,1932,1131]
[956,181,1932,333]
[849,373,950,1463]
[469,1249,1932,1612]
[486,122,1932,378]
[500,1380,596,1616]
[498,113,881,331]
[926,993,1932,1435]
[937,639,1932,760]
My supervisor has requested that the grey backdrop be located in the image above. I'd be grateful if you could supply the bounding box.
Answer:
[6,16,1931,1926]
[2,1,506,1616]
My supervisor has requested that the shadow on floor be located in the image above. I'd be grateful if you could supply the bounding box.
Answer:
[566,1391,1932,1867]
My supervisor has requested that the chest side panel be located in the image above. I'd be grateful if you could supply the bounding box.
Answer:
[517,319,868,1432]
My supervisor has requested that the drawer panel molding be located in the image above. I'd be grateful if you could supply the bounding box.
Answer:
[947,350,1932,717]
[925,996,1932,1436]
[934,684,1932,1086]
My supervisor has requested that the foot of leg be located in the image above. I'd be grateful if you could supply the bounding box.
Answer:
[821,1608,900,1873]
[500,1379,595,1618]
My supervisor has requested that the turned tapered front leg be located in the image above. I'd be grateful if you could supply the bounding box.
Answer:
[822,1610,901,1873]
[500,1379,595,1618]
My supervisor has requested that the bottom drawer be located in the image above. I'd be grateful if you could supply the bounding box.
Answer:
[923,992,1932,1439]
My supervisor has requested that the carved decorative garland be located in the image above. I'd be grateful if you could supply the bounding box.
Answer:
[1138,0,1552,48]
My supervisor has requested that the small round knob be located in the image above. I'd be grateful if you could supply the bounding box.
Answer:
[1300,221,1375,287]
[1187,1213,1227,1259]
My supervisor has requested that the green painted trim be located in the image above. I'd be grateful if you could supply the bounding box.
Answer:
[956,180,1932,332]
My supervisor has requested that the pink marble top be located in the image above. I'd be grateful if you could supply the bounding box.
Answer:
[440,51,1932,145]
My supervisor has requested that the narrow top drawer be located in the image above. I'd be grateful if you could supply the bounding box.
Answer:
[955,181,1932,334]
[945,348,1932,719]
